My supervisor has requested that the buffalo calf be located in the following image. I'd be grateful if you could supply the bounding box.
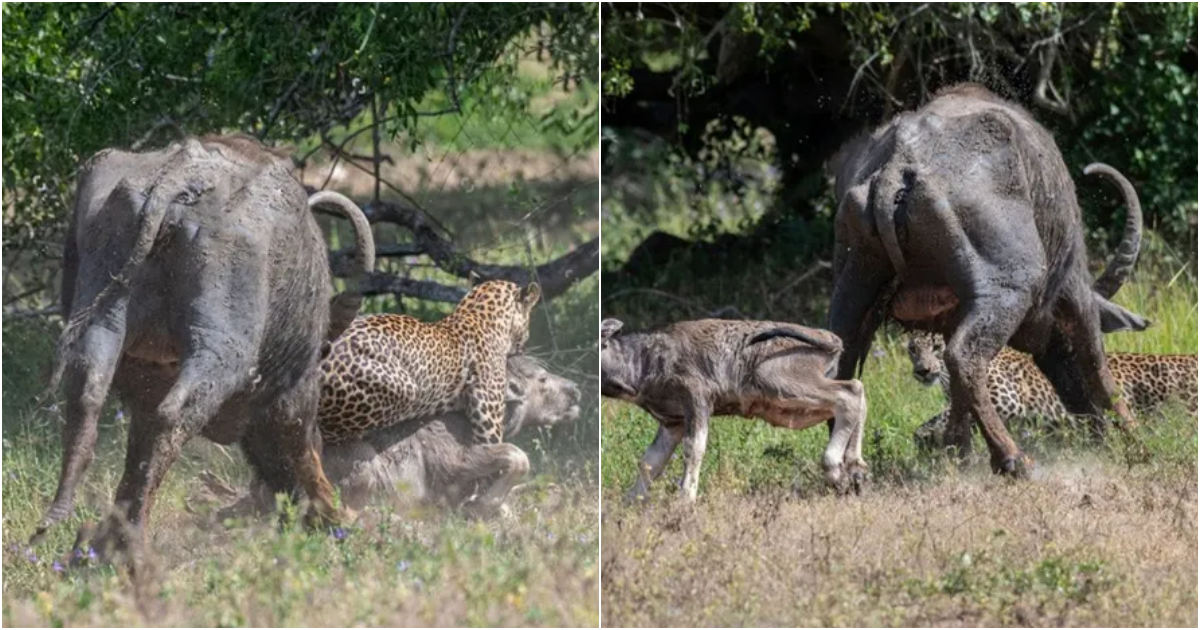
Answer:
[600,318,867,501]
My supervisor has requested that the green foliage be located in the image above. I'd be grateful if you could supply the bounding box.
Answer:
[3,2,598,255]
[1068,4,1199,251]
[602,2,1198,254]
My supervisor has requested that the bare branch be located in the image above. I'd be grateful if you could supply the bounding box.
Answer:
[328,242,424,277]
[1033,37,1072,118]
[358,200,598,299]
[130,117,185,151]
[445,5,470,112]
[4,305,61,320]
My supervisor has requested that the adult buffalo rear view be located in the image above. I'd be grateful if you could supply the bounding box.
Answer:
[829,83,1148,477]
[34,135,376,564]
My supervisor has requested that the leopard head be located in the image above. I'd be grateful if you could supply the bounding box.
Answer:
[506,282,541,355]
[907,330,947,387]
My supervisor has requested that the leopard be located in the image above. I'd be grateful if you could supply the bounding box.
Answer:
[317,280,541,445]
[906,330,1197,450]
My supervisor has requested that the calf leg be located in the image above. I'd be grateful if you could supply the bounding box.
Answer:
[33,323,125,543]
[458,444,530,518]
[627,424,683,502]
[838,380,869,490]
[679,400,712,502]
[749,364,868,492]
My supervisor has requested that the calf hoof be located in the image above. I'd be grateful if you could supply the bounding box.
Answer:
[462,498,505,520]
[823,463,845,491]
[847,465,870,496]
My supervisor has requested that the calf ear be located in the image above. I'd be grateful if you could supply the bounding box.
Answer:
[506,379,526,403]
[601,318,624,341]
[521,282,541,310]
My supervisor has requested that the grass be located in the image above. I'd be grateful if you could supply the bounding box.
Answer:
[3,422,599,626]
[602,462,1195,627]
[600,263,1197,626]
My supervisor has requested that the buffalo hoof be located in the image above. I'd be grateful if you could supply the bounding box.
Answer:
[992,453,1033,479]
[83,517,140,569]
[624,489,650,505]
[303,505,357,530]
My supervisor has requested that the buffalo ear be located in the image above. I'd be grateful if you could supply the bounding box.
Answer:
[601,318,624,341]
[1097,296,1151,333]
[521,282,541,310]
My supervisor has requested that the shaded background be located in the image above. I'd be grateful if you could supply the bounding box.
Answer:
[601,2,1196,328]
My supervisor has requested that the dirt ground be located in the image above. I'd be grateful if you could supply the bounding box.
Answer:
[601,456,1198,627]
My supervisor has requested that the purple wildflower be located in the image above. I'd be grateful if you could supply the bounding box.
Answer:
[872,347,887,358]
[52,560,65,573]
[330,527,348,541]
[115,409,126,422]
[24,549,38,564]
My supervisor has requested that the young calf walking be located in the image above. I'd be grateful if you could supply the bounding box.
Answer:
[600,318,868,501]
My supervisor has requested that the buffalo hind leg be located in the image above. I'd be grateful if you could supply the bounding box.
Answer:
[944,295,1032,477]
[827,256,890,436]
[33,323,125,544]
[261,379,356,528]
[89,415,185,567]
[627,423,683,503]
[90,354,248,564]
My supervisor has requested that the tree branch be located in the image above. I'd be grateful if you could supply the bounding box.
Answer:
[1033,38,1072,118]
[328,242,424,276]
[360,274,468,303]
[130,117,185,150]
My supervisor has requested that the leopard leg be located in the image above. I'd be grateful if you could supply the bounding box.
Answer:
[914,409,951,452]
[465,358,508,444]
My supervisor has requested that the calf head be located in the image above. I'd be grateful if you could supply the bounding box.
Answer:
[504,354,581,438]
[600,318,639,400]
